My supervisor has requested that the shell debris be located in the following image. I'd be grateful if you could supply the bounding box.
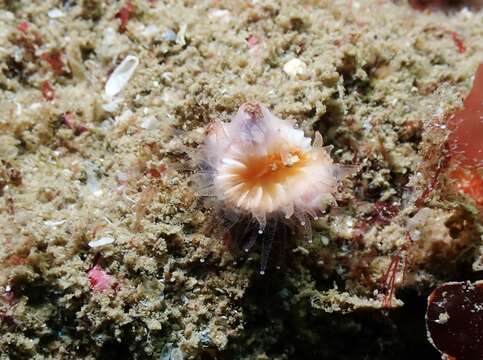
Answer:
[104,55,139,98]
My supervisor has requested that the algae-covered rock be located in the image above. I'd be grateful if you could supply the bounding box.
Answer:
[0,1,481,359]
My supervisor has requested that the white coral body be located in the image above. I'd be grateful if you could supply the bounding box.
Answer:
[201,103,343,231]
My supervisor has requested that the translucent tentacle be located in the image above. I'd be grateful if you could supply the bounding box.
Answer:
[313,132,324,148]
[243,230,258,253]
[260,219,276,274]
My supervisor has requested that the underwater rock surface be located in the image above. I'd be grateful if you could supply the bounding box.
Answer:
[0,0,481,359]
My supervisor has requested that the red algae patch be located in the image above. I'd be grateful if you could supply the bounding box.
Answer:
[447,64,483,205]
[41,81,55,101]
[41,49,68,77]
[450,167,483,205]
[447,64,483,169]
[115,2,135,33]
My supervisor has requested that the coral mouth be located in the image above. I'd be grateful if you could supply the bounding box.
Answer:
[235,149,306,188]
[217,148,308,217]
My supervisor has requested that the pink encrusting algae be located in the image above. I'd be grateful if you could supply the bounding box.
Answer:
[198,103,352,272]
[87,265,114,293]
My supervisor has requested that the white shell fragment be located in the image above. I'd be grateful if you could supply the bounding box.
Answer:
[115,109,133,126]
[176,24,187,46]
[162,29,177,42]
[139,116,158,130]
[48,8,65,18]
[88,237,114,248]
[0,10,15,21]
[44,219,66,227]
[85,164,103,197]
[101,97,123,112]
[209,9,231,23]
[141,24,159,38]
[105,55,139,97]
[283,58,308,79]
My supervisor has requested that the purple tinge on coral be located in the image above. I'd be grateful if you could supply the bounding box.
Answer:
[426,280,483,360]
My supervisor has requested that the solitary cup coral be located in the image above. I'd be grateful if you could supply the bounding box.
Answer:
[197,103,351,271]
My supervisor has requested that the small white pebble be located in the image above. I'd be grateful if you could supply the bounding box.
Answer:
[88,237,114,248]
[283,58,307,79]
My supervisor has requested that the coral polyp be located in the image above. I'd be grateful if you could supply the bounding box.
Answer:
[198,103,351,271]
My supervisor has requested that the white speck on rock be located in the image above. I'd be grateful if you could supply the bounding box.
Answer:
[48,8,64,18]
[115,109,133,126]
[435,312,449,324]
[141,24,159,38]
[102,97,123,113]
[209,9,231,22]
[162,28,177,42]
[176,24,187,46]
[283,58,307,79]
[29,103,42,110]
[139,116,158,130]
[85,164,103,197]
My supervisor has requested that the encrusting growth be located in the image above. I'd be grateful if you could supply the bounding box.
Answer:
[197,103,352,272]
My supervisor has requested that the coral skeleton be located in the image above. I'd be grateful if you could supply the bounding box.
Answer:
[197,103,351,272]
